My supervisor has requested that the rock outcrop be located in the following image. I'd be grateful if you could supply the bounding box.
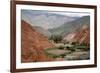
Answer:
[63,25,90,45]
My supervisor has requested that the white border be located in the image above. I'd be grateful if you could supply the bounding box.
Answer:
[16,5,94,69]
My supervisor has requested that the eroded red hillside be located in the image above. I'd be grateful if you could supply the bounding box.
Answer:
[63,25,90,45]
[74,25,90,45]
[21,20,55,63]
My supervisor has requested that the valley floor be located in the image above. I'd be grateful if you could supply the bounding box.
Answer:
[45,43,90,61]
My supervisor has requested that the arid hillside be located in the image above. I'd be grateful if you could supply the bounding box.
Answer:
[21,20,55,63]
[63,25,90,45]
[74,25,90,45]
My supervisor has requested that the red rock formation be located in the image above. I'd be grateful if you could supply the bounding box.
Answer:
[74,25,90,45]
[63,25,90,45]
[21,20,54,63]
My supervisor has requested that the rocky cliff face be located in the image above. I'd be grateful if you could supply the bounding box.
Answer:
[74,25,90,45]
[21,20,55,63]
[63,25,90,45]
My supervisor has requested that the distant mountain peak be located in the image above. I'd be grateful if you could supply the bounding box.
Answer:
[21,10,80,29]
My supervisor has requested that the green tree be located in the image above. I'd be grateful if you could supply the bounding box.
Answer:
[49,35,62,43]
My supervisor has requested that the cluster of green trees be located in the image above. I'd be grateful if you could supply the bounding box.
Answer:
[49,35,62,43]
[71,42,89,46]
[57,42,89,51]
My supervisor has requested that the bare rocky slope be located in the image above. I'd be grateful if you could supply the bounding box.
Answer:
[63,25,90,45]
[21,20,55,63]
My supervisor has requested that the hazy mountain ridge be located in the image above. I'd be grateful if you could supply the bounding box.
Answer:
[22,10,79,29]
[49,16,90,36]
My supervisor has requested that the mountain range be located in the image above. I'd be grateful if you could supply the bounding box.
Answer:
[21,10,79,29]
[49,16,90,36]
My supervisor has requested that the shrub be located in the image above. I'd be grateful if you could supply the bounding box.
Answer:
[71,48,76,52]
[80,42,88,46]
[61,54,66,58]
[58,46,65,50]
[66,46,70,49]
[67,47,76,52]
[53,55,58,58]
[71,42,77,45]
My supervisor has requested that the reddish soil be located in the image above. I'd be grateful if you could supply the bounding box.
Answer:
[21,20,55,63]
